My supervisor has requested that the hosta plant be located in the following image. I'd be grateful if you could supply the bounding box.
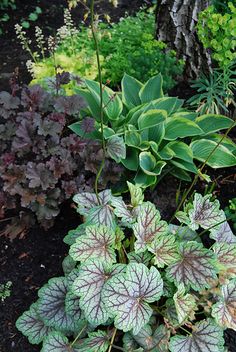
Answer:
[16,184,236,351]
[70,73,236,190]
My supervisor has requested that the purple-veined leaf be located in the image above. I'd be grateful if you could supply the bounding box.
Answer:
[111,196,135,227]
[133,324,170,351]
[123,333,141,351]
[147,234,179,268]
[63,224,87,246]
[133,202,168,252]
[166,241,217,291]
[69,225,116,265]
[173,284,197,325]
[65,291,82,321]
[210,220,236,244]
[102,263,163,334]
[78,330,110,352]
[169,319,225,352]
[86,205,115,229]
[15,303,53,344]
[73,190,112,216]
[212,279,236,330]
[41,331,78,352]
[62,255,76,276]
[213,243,236,278]
[165,299,179,328]
[107,135,126,162]
[169,224,200,243]
[67,268,80,290]
[72,259,125,325]
[188,193,225,230]
[127,181,144,207]
[128,251,152,265]
[54,94,84,115]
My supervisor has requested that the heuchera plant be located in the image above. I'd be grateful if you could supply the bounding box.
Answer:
[16,183,236,351]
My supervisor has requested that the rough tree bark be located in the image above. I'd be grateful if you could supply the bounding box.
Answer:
[155,0,212,80]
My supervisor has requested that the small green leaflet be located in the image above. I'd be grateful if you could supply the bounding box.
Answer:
[166,241,217,291]
[165,299,179,328]
[169,319,225,352]
[72,259,125,325]
[15,303,53,345]
[133,324,170,351]
[69,225,116,265]
[210,220,236,244]
[106,135,126,162]
[173,284,197,325]
[213,243,236,278]
[212,279,236,330]
[102,263,163,334]
[128,251,152,266]
[147,233,179,268]
[169,224,200,243]
[78,330,110,352]
[41,331,77,352]
[127,181,144,207]
[123,333,141,351]
[73,190,112,216]
[133,202,168,252]
[62,255,76,275]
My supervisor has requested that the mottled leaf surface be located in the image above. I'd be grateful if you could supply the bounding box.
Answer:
[78,330,110,352]
[210,220,236,244]
[73,190,112,216]
[86,205,115,229]
[128,251,152,265]
[213,243,236,278]
[41,331,77,352]
[107,135,126,162]
[133,324,170,351]
[147,234,179,268]
[173,284,197,325]
[111,196,134,227]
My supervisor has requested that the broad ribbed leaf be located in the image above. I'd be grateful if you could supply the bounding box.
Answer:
[138,109,167,130]
[164,117,203,140]
[133,202,168,252]
[73,190,112,216]
[139,151,166,176]
[169,319,224,352]
[121,74,142,109]
[212,279,236,330]
[166,242,217,291]
[127,181,144,207]
[102,263,163,334]
[139,74,164,103]
[86,205,115,229]
[69,225,116,265]
[133,324,169,351]
[16,303,52,344]
[210,220,236,243]
[78,330,110,352]
[213,243,236,278]
[147,234,179,268]
[128,251,152,265]
[173,284,197,325]
[107,135,126,162]
[72,259,125,325]
[196,114,234,134]
[41,331,77,352]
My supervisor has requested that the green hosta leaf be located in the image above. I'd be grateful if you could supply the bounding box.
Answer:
[191,139,236,168]
[139,152,166,176]
[173,284,197,325]
[69,225,116,265]
[127,181,144,207]
[125,130,142,148]
[147,234,179,268]
[122,147,139,171]
[152,97,179,115]
[134,170,157,188]
[166,241,217,291]
[121,74,142,109]
[212,279,236,330]
[167,141,194,163]
[170,159,198,174]
[138,109,167,130]
[41,331,77,352]
[139,74,164,104]
[107,135,126,162]
[103,263,163,334]
[210,220,236,244]
[128,251,152,265]
[213,243,236,278]
[78,330,110,352]
[164,118,203,140]
[133,324,170,352]
[133,202,168,252]
[196,114,234,134]
[169,319,224,352]
[16,303,52,344]
[73,190,112,216]
[76,88,100,121]
[73,259,125,325]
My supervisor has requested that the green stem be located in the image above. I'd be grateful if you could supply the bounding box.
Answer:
[70,324,87,347]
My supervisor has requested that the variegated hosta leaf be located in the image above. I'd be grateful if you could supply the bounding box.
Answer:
[169,319,225,352]
[133,324,170,351]
[210,220,236,244]
[147,234,179,268]
[111,196,135,227]
[173,284,197,325]
[166,241,217,291]
[127,181,144,207]
[69,225,116,265]
[78,330,110,352]
[72,259,125,325]
[133,202,168,252]
[213,243,236,278]
[15,303,53,344]
[41,331,78,352]
[102,263,163,334]
[128,251,152,265]
[188,193,225,230]
[169,224,200,243]
[212,279,236,330]
[86,204,115,229]
[73,190,112,216]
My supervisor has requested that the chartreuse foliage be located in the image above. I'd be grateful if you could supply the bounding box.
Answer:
[70,73,236,189]
[16,185,236,351]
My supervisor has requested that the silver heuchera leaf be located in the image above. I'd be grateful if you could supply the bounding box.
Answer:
[87,204,115,229]
[166,241,217,291]
[212,279,236,330]
[41,331,78,352]
[147,234,179,268]
[69,225,116,265]
[133,324,170,351]
[169,319,225,352]
[128,251,152,265]
[133,202,168,252]
[65,291,82,321]
[173,284,197,325]
[111,196,135,227]
[169,224,200,243]
[213,243,236,278]
[107,135,126,162]
[210,220,236,244]
[102,263,163,334]
[78,330,110,352]
[15,303,53,345]
[73,190,112,216]
[72,259,125,325]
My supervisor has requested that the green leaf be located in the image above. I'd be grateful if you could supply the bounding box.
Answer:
[191,139,236,168]
[147,234,179,268]
[134,170,157,188]
[65,291,82,321]
[78,330,110,352]
[127,181,144,207]
[170,159,198,174]
[121,74,142,109]
[212,279,236,330]
[139,151,166,176]
[167,141,194,163]
[107,135,126,162]
[110,196,134,227]
[63,224,86,245]
[69,225,116,265]
[75,88,100,121]
[123,333,141,351]
[164,117,203,140]
[133,324,170,351]
[196,114,234,134]
[166,241,217,291]
[41,331,77,352]
[69,121,99,139]
[62,255,76,275]
[73,259,125,325]
[86,205,115,229]
[213,243,236,278]
[139,74,164,104]
[210,221,236,243]
[138,109,167,130]
[103,263,163,334]
[173,284,197,325]
[29,12,38,21]
[125,130,142,148]
[128,251,152,266]
[169,224,200,243]
[169,319,225,352]
[152,97,179,115]
[16,303,52,344]
[73,190,112,216]
[122,147,139,171]
[133,202,168,252]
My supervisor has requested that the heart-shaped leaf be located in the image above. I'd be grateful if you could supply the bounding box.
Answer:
[173,284,197,325]
[133,324,170,351]
[147,233,179,268]
[111,196,135,227]
[210,220,236,243]
[78,330,110,352]
[102,263,163,334]
[213,243,236,278]
[86,205,115,229]
[73,190,112,216]
[107,135,126,162]
[41,331,78,352]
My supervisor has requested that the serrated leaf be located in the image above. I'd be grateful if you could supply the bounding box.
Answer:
[127,181,144,207]
[86,205,115,229]
[72,259,125,325]
[133,324,170,351]
[102,263,163,334]
[210,220,236,244]
[173,284,197,325]
[133,202,168,252]
[166,241,217,291]
[73,190,112,216]
[212,279,236,330]
[169,319,224,352]
[78,330,110,352]
[147,233,179,268]
[110,196,134,227]
[107,135,126,162]
[63,224,86,245]
[69,225,116,265]
[165,299,179,327]
[128,251,152,265]
[213,243,236,278]
[169,224,200,243]
[123,333,140,351]
[41,331,77,352]
[16,303,53,344]
[62,255,76,275]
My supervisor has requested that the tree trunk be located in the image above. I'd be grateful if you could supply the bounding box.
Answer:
[155,0,211,80]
